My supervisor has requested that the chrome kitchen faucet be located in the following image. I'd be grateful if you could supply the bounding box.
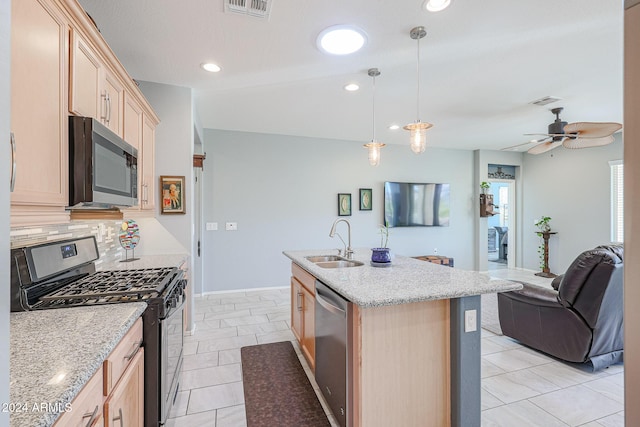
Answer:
[329,218,353,259]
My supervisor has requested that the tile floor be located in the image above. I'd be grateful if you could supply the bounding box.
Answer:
[166,269,624,427]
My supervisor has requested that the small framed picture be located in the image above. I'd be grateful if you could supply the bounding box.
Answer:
[359,188,372,211]
[338,193,352,216]
[160,176,186,215]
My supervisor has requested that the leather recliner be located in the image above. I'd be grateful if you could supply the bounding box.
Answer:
[497,244,623,371]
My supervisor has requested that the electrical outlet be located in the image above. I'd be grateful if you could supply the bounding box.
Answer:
[465,310,477,332]
[433,248,438,254]
[225,222,238,231]
[206,222,218,231]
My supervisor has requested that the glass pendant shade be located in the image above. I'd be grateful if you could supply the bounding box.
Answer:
[363,68,384,166]
[405,27,432,154]
[404,121,433,154]
[364,141,385,166]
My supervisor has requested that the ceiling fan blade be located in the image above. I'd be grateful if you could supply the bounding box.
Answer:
[563,122,622,138]
[562,135,615,149]
[527,140,563,155]
[502,137,550,151]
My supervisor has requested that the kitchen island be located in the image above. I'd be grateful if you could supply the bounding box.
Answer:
[284,249,521,427]
[9,303,146,427]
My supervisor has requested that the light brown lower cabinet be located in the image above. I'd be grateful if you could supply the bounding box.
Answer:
[53,366,104,427]
[104,348,144,427]
[290,263,316,371]
[53,317,144,427]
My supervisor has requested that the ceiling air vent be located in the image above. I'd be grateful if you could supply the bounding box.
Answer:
[529,96,562,106]
[225,0,272,19]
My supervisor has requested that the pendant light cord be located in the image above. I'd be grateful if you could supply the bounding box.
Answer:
[416,35,421,121]
[372,73,377,141]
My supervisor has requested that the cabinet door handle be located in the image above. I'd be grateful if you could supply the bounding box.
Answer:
[82,404,100,427]
[10,132,16,192]
[106,92,111,124]
[112,408,124,427]
[124,340,142,361]
[100,91,108,122]
[297,292,303,311]
[142,183,148,204]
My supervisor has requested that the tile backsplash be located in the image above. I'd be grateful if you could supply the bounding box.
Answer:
[10,220,127,266]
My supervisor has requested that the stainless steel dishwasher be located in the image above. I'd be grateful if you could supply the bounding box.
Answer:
[315,280,352,427]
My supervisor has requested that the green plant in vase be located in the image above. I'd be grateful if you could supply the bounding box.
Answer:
[371,222,391,264]
[534,216,552,270]
[480,181,490,194]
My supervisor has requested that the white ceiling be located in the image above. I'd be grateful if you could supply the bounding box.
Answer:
[77,0,623,151]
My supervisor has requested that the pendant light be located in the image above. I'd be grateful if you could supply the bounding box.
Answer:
[363,68,385,166]
[404,26,433,154]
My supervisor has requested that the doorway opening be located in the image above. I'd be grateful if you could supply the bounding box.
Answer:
[487,180,515,270]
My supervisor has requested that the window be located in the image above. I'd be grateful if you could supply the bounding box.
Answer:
[610,160,623,243]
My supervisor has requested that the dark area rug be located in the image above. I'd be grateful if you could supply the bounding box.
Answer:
[241,341,330,427]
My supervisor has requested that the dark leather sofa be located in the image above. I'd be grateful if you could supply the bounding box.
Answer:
[497,244,623,370]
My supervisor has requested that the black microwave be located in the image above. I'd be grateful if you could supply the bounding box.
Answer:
[69,116,138,208]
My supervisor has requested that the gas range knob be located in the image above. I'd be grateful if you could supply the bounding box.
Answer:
[171,297,177,308]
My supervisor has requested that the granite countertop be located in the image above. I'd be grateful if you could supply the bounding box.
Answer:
[9,303,147,427]
[96,253,189,271]
[283,249,522,307]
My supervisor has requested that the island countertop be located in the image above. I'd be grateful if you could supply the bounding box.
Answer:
[283,249,522,307]
[9,303,147,427]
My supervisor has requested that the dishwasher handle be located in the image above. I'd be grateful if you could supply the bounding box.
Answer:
[316,287,346,317]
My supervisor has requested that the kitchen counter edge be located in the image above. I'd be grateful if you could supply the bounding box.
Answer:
[10,302,147,427]
[284,249,522,307]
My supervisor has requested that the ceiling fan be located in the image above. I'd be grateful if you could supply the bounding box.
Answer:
[505,107,622,154]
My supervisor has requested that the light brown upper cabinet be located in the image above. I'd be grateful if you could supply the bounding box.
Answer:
[10,0,69,226]
[69,28,124,137]
[123,91,143,151]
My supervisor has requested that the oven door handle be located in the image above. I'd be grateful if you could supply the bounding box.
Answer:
[124,340,143,361]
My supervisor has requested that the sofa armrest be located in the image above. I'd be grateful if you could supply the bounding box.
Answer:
[498,283,560,308]
[551,274,564,291]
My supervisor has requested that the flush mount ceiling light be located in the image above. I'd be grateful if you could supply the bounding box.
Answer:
[317,25,367,55]
[363,68,385,166]
[424,0,451,12]
[388,124,400,130]
[344,83,360,92]
[201,62,221,73]
[403,26,433,154]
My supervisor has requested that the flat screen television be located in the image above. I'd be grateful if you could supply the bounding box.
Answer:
[384,182,450,227]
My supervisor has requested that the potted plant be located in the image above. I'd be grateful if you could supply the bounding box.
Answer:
[534,216,552,272]
[371,222,391,264]
[534,216,552,233]
[480,181,490,194]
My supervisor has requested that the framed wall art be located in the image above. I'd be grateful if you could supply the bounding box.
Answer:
[160,175,186,214]
[359,188,372,211]
[338,193,352,216]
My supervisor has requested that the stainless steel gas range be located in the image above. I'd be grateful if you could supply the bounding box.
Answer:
[10,236,186,427]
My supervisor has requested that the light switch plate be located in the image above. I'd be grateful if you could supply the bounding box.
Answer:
[225,222,238,231]
[206,222,218,231]
[464,309,477,333]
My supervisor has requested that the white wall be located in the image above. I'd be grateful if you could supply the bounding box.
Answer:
[1,0,11,422]
[520,135,623,273]
[202,129,474,292]
[138,81,194,253]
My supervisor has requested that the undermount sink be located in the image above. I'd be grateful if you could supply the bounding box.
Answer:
[315,260,364,269]
[305,255,364,268]
[305,255,343,263]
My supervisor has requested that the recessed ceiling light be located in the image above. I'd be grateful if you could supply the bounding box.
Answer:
[389,124,400,130]
[344,83,360,92]
[424,0,451,12]
[201,62,221,73]
[317,25,367,55]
